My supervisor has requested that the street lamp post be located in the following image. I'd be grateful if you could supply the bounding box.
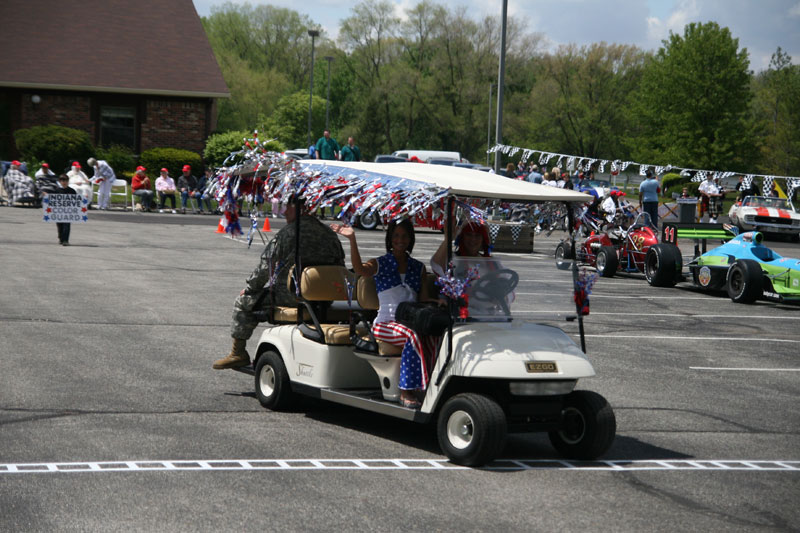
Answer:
[324,56,334,131]
[486,83,496,167]
[493,0,508,173]
[307,29,320,149]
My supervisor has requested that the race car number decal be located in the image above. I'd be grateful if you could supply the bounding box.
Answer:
[698,266,712,287]
[631,234,646,250]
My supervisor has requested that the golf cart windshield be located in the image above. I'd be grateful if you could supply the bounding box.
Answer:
[451,256,518,322]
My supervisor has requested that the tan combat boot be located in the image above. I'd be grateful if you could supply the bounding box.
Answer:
[212,338,251,369]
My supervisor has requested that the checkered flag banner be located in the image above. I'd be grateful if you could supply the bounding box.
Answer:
[488,223,501,243]
[510,224,522,245]
[620,161,631,171]
[521,149,533,163]
[638,165,648,176]
[762,176,774,195]
[566,156,576,171]
[509,147,520,157]
[555,155,565,169]
[597,160,607,173]
[680,169,691,177]
[691,171,707,183]
[787,178,800,199]
[742,175,754,190]
[539,153,554,166]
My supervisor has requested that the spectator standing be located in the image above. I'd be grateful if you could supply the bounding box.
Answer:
[87,157,115,210]
[734,175,758,202]
[698,174,721,223]
[177,164,199,214]
[765,181,779,198]
[155,168,177,213]
[526,165,543,183]
[340,136,361,162]
[67,162,93,207]
[315,129,340,160]
[52,174,77,245]
[131,166,155,212]
[638,169,660,228]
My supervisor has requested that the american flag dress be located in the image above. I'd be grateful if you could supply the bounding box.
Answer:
[371,253,437,391]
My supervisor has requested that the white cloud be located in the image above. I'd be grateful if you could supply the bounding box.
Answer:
[789,2,800,16]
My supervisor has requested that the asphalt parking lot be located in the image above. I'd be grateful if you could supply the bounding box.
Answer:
[1,206,798,532]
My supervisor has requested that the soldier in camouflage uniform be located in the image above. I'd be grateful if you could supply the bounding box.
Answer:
[213,201,345,369]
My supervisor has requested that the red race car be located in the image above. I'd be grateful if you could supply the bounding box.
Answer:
[555,211,660,278]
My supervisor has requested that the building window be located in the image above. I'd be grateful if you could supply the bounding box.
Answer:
[99,106,135,148]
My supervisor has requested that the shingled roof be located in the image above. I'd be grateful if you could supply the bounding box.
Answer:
[0,0,229,98]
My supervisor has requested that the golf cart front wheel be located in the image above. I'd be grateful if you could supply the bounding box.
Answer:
[554,242,573,270]
[437,393,507,466]
[549,390,616,460]
[358,211,379,231]
[254,350,294,411]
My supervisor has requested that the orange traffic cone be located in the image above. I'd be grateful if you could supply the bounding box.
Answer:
[215,218,226,233]
[262,217,271,232]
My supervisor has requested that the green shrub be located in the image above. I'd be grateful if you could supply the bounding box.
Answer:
[14,125,94,174]
[96,145,136,176]
[661,172,691,198]
[204,130,286,168]
[139,147,203,178]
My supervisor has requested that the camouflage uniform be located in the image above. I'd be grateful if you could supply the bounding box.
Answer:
[230,215,345,339]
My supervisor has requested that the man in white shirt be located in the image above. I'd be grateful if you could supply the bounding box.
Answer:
[67,162,93,206]
[698,174,721,223]
[87,157,116,209]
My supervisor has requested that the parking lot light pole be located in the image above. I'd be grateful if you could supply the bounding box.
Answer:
[493,0,508,174]
[487,83,496,167]
[307,29,320,149]
[324,56,334,131]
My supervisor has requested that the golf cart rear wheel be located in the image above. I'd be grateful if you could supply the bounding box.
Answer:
[645,243,682,287]
[437,393,507,466]
[554,242,573,270]
[595,246,618,277]
[726,259,763,304]
[549,390,616,460]
[254,350,294,410]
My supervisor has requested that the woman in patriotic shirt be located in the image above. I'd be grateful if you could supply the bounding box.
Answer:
[332,219,436,409]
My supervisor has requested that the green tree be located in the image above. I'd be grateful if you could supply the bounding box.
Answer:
[261,92,328,149]
[629,22,757,171]
[514,43,647,160]
[752,47,800,176]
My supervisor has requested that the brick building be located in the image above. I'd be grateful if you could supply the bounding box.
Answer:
[0,0,229,160]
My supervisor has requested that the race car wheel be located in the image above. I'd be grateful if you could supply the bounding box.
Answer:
[437,393,507,466]
[726,259,763,304]
[554,242,573,270]
[644,243,682,287]
[595,246,618,277]
[549,390,616,460]
[254,350,294,410]
[358,210,379,231]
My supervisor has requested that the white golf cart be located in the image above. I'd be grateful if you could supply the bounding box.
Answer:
[233,160,615,466]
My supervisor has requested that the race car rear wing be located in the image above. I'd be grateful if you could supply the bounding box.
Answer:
[661,222,738,258]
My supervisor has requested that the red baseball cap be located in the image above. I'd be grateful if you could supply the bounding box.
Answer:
[182,165,191,172]
[160,168,168,173]
[42,163,49,168]
[71,162,81,168]
[11,160,20,166]
[136,165,146,172]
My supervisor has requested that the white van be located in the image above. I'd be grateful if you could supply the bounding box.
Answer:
[392,149,467,163]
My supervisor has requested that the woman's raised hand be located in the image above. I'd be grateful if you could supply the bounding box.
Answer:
[330,223,355,240]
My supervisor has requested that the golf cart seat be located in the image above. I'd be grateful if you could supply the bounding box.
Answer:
[295,265,362,345]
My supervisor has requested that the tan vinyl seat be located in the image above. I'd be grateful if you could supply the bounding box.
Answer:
[297,265,359,345]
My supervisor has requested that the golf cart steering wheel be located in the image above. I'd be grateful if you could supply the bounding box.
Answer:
[470,269,519,317]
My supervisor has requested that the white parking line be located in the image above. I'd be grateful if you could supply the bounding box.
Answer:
[690,367,800,371]
[517,293,712,300]
[1,459,797,474]
[581,334,800,344]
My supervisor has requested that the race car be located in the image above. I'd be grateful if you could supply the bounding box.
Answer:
[645,229,800,304]
[728,196,800,241]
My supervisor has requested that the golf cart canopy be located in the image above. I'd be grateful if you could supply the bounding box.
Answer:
[298,160,592,203]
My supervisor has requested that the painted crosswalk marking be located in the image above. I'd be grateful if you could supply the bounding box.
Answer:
[1,459,798,474]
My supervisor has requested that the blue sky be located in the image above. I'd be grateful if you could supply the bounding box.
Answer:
[192,0,800,71]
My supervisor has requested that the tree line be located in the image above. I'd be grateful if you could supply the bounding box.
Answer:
[202,0,800,176]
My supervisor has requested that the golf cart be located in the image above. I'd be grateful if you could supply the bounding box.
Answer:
[229,159,615,466]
